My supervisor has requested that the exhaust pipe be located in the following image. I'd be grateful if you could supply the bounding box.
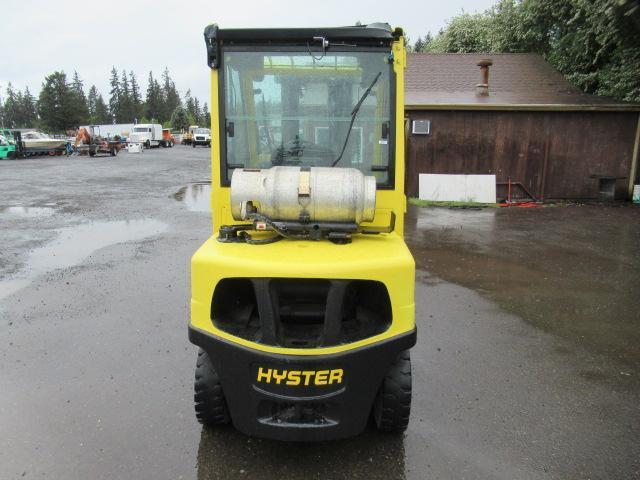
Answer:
[476,58,493,96]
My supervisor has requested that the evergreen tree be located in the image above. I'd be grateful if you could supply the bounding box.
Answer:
[87,85,98,121]
[3,83,20,128]
[413,33,433,52]
[170,105,190,131]
[413,36,425,52]
[161,67,180,122]
[202,102,211,128]
[94,94,110,124]
[145,71,163,122]
[21,87,38,127]
[71,71,90,125]
[184,89,196,120]
[129,71,143,122]
[37,71,78,132]
[120,69,132,122]
[193,97,202,124]
[108,67,121,123]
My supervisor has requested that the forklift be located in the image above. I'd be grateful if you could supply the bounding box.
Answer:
[189,23,416,441]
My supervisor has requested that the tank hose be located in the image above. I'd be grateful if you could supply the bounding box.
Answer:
[239,230,283,245]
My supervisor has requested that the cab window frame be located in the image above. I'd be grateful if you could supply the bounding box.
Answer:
[217,44,396,189]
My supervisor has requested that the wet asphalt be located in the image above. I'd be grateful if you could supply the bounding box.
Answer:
[1,147,638,479]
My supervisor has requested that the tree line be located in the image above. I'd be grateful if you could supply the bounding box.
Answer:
[0,68,210,133]
[408,0,640,102]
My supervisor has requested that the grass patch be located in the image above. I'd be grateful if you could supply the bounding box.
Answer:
[408,198,500,208]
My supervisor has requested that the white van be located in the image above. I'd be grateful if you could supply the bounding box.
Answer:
[192,127,211,147]
[129,124,163,148]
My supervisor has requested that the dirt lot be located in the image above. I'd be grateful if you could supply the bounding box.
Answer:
[1,147,638,479]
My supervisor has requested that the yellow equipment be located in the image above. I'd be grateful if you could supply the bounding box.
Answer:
[189,23,416,441]
[181,125,199,145]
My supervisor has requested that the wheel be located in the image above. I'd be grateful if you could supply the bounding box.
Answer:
[192,142,196,148]
[89,150,96,157]
[110,148,117,156]
[194,349,230,426]
[169,141,174,147]
[373,351,412,432]
[145,140,151,149]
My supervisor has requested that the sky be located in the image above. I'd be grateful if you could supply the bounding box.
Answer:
[0,0,495,106]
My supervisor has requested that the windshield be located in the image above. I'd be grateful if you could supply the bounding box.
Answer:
[222,49,392,185]
[195,128,210,134]
[133,127,151,132]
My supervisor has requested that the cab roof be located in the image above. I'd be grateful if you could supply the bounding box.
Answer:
[204,23,400,68]
[218,23,397,44]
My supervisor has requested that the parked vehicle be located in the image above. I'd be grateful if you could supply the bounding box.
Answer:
[181,125,199,145]
[22,131,67,149]
[162,128,175,147]
[128,124,163,148]
[20,131,69,156]
[192,127,211,147]
[0,133,16,159]
[189,23,415,442]
[74,127,120,157]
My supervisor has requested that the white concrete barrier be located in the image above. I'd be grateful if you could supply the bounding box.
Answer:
[418,174,496,203]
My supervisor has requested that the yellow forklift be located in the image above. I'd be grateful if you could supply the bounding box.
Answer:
[189,23,416,441]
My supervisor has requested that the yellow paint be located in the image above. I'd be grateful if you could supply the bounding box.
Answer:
[256,367,344,386]
[194,35,414,356]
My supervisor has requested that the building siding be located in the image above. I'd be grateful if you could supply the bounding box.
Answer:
[405,110,639,200]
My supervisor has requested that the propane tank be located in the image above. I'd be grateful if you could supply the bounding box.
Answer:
[230,166,376,224]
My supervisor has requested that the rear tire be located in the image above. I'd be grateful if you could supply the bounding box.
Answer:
[194,349,230,426]
[373,350,412,432]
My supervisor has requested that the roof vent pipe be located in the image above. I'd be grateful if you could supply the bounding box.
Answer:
[476,58,493,96]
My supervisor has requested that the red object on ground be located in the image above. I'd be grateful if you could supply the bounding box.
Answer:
[499,201,540,208]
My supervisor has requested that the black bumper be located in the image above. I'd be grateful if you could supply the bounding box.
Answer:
[189,326,416,441]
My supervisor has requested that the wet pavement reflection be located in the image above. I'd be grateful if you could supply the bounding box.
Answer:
[174,182,212,212]
[1,205,56,217]
[0,219,167,300]
[196,424,405,480]
[405,204,640,369]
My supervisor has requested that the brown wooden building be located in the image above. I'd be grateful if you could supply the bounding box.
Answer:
[404,53,640,200]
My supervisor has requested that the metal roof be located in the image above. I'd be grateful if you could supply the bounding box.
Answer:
[405,53,640,111]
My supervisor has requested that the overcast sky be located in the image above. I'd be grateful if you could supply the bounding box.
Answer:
[1,0,494,106]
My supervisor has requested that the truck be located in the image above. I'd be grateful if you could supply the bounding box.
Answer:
[191,127,211,147]
[128,123,164,148]
[162,128,176,147]
[189,23,415,442]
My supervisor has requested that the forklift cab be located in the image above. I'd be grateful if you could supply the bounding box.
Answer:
[189,23,416,441]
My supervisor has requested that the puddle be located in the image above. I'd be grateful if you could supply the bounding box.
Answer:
[0,219,167,301]
[173,182,211,212]
[1,206,56,217]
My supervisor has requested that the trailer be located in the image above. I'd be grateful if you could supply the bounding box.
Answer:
[74,126,120,157]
